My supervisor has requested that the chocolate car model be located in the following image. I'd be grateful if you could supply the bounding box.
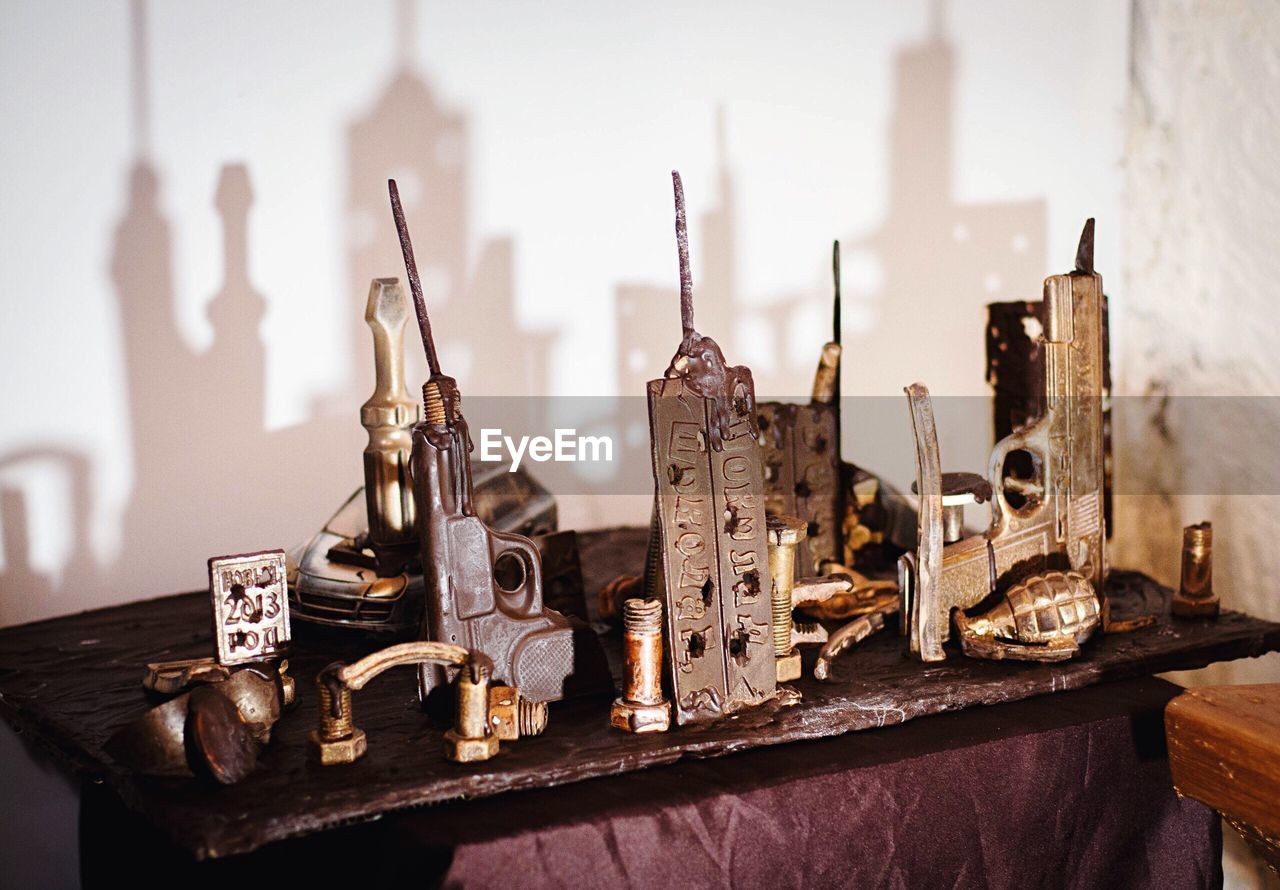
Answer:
[286,461,557,635]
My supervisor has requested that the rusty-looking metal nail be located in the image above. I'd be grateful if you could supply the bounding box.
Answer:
[610,598,671,733]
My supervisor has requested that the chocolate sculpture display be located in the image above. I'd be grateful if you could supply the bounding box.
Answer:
[388,180,607,703]
[20,156,1280,862]
[646,171,776,724]
[899,221,1111,662]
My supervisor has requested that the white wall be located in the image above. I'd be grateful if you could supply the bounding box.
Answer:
[0,0,1129,625]
[1120,2,1280,886]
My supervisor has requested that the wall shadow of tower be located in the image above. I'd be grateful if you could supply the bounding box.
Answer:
[112,160,359,598]
[610,8,1048,492]
[344,0,553,405]
[842,13,1047,397]
[1,0,559,618]
[0,449,96,624]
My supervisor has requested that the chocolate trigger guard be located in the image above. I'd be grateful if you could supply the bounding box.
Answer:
[988,422,1046,524]
[488,530,542,618]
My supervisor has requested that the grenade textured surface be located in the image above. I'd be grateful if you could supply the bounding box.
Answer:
[1002,570,1100,644]
[954,570,1101,663]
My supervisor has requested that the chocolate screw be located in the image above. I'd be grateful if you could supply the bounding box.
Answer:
[610,599,671,733]
[768,514,808,682]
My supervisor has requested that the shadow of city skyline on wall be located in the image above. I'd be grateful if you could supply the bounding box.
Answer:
[0,0,1047,624]
[608,8,1046,494]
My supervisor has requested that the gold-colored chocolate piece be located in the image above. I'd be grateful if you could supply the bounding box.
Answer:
[143,657,295,707]
[767,514,808,683]
[757,242,844,577]
[955,570,1101,661]
[106,665,286,783]
[647,172,775,724]
[445,657,500,763]
[360,278,420,572]
[489,685,549,741]
[388,179,606,705]
[813,606,894,682]
[309,641,532,765]
[143,657,231,695]
[900,220,1117,662]
[1173,521,1218,618]
[798,572,897,622]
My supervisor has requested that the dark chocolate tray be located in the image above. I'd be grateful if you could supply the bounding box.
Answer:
[0,526,1276,859]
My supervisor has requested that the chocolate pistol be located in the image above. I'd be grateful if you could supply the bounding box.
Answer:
[387,181,607,702]
[900,220,1107,661]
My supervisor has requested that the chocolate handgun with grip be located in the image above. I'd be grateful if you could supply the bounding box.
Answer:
[387,180,608,703]
[900,220,1109,661]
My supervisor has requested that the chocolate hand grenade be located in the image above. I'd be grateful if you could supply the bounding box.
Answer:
[954,570,1100,662]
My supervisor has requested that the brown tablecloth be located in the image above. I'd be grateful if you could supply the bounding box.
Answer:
[80,675,1219,889]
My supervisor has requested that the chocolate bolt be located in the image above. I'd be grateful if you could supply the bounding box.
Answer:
[610,599,671,733]
[768,514,808,682]
[310,665,367,766]
[1172,522,1218,618]
[487,686,549,741]
[444,657,500,763]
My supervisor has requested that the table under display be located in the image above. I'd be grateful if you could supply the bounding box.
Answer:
[0,527,1274,886]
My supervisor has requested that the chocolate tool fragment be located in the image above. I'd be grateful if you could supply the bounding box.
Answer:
[142,657,231,696]
[310,641,546,765]
[143,657,295,707]
[360,277,420,575]
[186,685,259,785]
[767,514,808,683]
[647,171,775,724]
[813,606,894,682]
[388,180,609,703]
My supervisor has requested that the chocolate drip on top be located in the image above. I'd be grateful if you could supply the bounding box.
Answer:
[663,170,758,450]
